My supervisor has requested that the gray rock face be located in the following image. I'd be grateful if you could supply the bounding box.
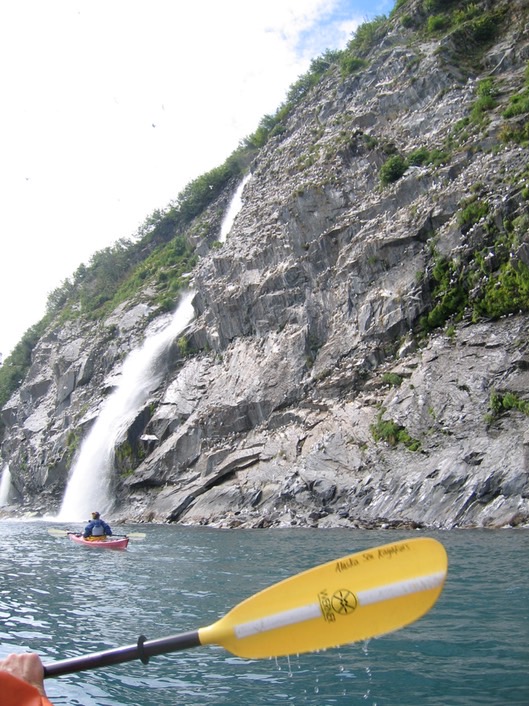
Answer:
[1,0,528,528]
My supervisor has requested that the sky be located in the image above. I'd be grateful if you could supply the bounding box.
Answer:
[0,0,395,360]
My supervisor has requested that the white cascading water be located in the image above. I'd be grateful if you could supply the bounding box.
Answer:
[219,173,251,243]
[57,174,250,521]
[0,464,11,506]
[57,292,195,521]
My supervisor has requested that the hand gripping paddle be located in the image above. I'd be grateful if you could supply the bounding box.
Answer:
[43,537,447,678]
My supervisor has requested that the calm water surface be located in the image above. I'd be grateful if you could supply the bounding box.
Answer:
[0,522,527,705]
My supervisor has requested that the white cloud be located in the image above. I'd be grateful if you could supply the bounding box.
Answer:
[0,0,384,357]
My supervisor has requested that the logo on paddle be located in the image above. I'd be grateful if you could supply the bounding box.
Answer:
[332,589,357,615]
[318,588,358,622]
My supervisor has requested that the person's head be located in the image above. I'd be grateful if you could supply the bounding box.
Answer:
[92,511,100,519]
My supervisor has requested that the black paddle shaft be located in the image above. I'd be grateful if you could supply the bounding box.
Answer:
[43,630,201,678]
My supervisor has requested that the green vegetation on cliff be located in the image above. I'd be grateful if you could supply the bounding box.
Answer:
[46,150,247,323]
[0,319,49,416]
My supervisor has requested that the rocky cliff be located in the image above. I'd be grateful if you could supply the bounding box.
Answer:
[2,0,529,528]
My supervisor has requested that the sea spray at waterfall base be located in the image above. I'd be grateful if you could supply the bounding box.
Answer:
[57,292,195,521]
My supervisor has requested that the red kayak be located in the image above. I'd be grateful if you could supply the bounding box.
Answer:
[68,533,129,550]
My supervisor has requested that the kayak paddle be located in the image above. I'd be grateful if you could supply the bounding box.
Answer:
[43,536,447,678]
[47,528,146,540]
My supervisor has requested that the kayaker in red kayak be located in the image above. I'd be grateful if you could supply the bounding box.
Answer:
[0,653,53,706]
[83,511,112,541]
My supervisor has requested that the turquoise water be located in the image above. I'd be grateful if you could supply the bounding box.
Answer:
[0,522,527,705]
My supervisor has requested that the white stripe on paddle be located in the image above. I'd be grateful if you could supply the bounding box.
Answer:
[234,571,445,639]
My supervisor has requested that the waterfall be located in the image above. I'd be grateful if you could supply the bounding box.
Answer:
[57,174,250,521]
[219,173,251,243]
[0,464,11,506]
[57,291,195,521]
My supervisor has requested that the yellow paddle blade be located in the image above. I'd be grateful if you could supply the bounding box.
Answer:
[198,537,447,658]
[47,528,70,536]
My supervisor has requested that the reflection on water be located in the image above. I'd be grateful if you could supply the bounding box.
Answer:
[1,522,528,705]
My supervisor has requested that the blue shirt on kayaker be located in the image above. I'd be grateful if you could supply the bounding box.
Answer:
[83,511,112,538]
